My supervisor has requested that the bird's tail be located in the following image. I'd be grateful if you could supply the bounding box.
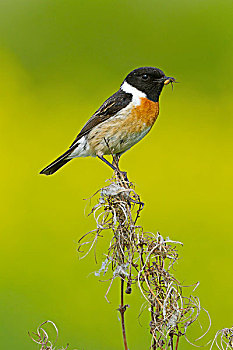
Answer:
[40,149,72,175]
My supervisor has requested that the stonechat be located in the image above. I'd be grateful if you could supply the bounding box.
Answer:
[40,67,175,175]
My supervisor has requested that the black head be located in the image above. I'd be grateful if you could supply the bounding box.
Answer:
[123,67,174,102]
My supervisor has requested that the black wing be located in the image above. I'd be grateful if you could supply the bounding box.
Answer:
[70,89,132,148]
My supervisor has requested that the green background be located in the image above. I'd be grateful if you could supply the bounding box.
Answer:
[0,0,232,349]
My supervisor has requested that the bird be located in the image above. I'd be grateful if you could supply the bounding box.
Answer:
[40,67,175,175]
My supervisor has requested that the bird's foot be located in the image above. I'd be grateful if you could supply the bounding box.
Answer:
[120,171,129,183]
[114,169,129,187]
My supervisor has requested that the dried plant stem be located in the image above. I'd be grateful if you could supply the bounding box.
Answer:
[28,320,68,350]
[175,335,180,350]
[170,334,174,350]
[119,278,128,350]
[78,168,210,349]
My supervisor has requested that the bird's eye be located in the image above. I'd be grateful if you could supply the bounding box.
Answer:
[142,74,149,80]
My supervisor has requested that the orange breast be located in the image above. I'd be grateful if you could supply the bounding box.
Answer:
[127,98,159,132]
[87,97,160,156]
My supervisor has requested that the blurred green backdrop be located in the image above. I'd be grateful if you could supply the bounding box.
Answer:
[0,0,233,349]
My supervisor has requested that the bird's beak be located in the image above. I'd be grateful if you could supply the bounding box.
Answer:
[164,77,176,85]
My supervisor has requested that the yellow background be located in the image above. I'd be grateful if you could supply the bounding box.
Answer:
[0,1,232,349]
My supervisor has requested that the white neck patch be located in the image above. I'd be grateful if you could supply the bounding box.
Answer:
[121,81,146,106]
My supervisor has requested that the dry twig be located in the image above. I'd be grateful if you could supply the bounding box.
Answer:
[28,320,69,350]
[78,171,209,349]
[211,327,233,350]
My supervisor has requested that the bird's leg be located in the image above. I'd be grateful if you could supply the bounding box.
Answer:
[103,137,119,170]
[112,153,121,170]
[112,153,130,184]
[113,154,129,184]
[97,155,117,171]
[102,138,129,184]
[102,138,122,175]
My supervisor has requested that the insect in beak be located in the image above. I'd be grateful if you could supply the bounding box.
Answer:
[164,77,176,91]
[164,77,176,85]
